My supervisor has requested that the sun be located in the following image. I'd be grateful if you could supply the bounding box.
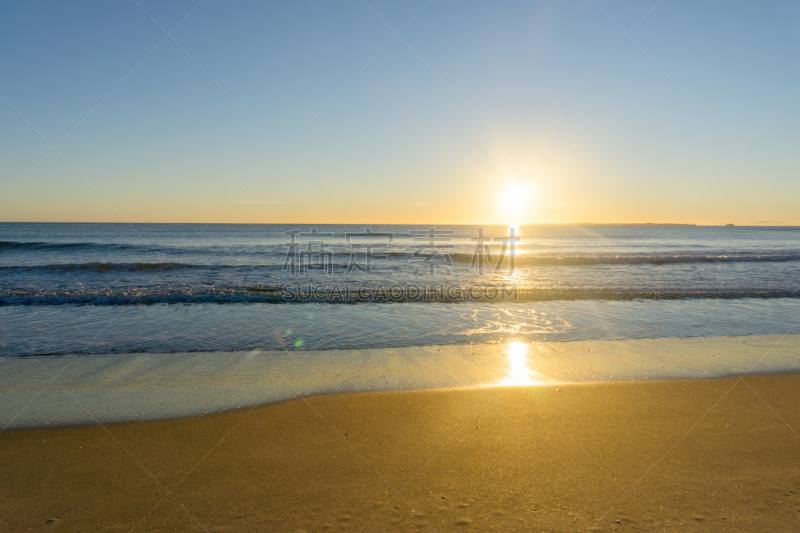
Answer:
[499,183,531,218]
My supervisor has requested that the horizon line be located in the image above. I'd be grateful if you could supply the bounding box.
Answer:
[1,221,798,227]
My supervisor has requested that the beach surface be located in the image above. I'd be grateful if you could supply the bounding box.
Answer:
[4,335,800,428]
[3,373,800,532]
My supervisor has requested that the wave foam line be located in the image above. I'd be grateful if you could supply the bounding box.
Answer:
[1,287,799,306]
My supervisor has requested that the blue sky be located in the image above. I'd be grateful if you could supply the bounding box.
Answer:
[1,0,799,224]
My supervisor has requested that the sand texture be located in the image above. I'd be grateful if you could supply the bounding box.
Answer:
[3,374,800,531]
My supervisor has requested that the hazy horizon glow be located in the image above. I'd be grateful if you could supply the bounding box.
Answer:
[2,1,799,226]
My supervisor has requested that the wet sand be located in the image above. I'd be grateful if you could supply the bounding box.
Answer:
[4,334,800,428]
[3,373,800,531]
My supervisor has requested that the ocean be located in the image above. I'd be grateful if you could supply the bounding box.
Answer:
[2,222,799,357]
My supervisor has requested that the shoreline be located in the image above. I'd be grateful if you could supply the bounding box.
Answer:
[3,334,799,429]
[4,374,800,531]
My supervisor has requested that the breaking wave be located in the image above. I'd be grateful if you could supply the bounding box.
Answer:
[1,286,798,306]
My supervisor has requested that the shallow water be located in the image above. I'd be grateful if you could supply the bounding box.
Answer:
[3,335,798,428]
[2,298,800,356]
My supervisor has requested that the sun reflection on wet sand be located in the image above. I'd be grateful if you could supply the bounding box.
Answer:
[499,341,548,386]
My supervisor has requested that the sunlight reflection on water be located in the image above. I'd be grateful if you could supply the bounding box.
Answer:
[499,341,548,386]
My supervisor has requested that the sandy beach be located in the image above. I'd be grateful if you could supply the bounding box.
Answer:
[3,372,800,532]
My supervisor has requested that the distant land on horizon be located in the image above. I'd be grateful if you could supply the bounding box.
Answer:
[521,223,798,227]
[521,222,698,226]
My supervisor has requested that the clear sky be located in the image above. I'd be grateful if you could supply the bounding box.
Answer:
[1,0,799,225]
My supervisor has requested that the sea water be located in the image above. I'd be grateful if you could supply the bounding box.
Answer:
[1,222,800,356]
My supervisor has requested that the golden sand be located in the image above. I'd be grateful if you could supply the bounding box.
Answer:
[3,374,800,531]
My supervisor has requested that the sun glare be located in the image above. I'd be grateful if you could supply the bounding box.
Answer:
[499,183,532,223]
[500,341,540,386]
